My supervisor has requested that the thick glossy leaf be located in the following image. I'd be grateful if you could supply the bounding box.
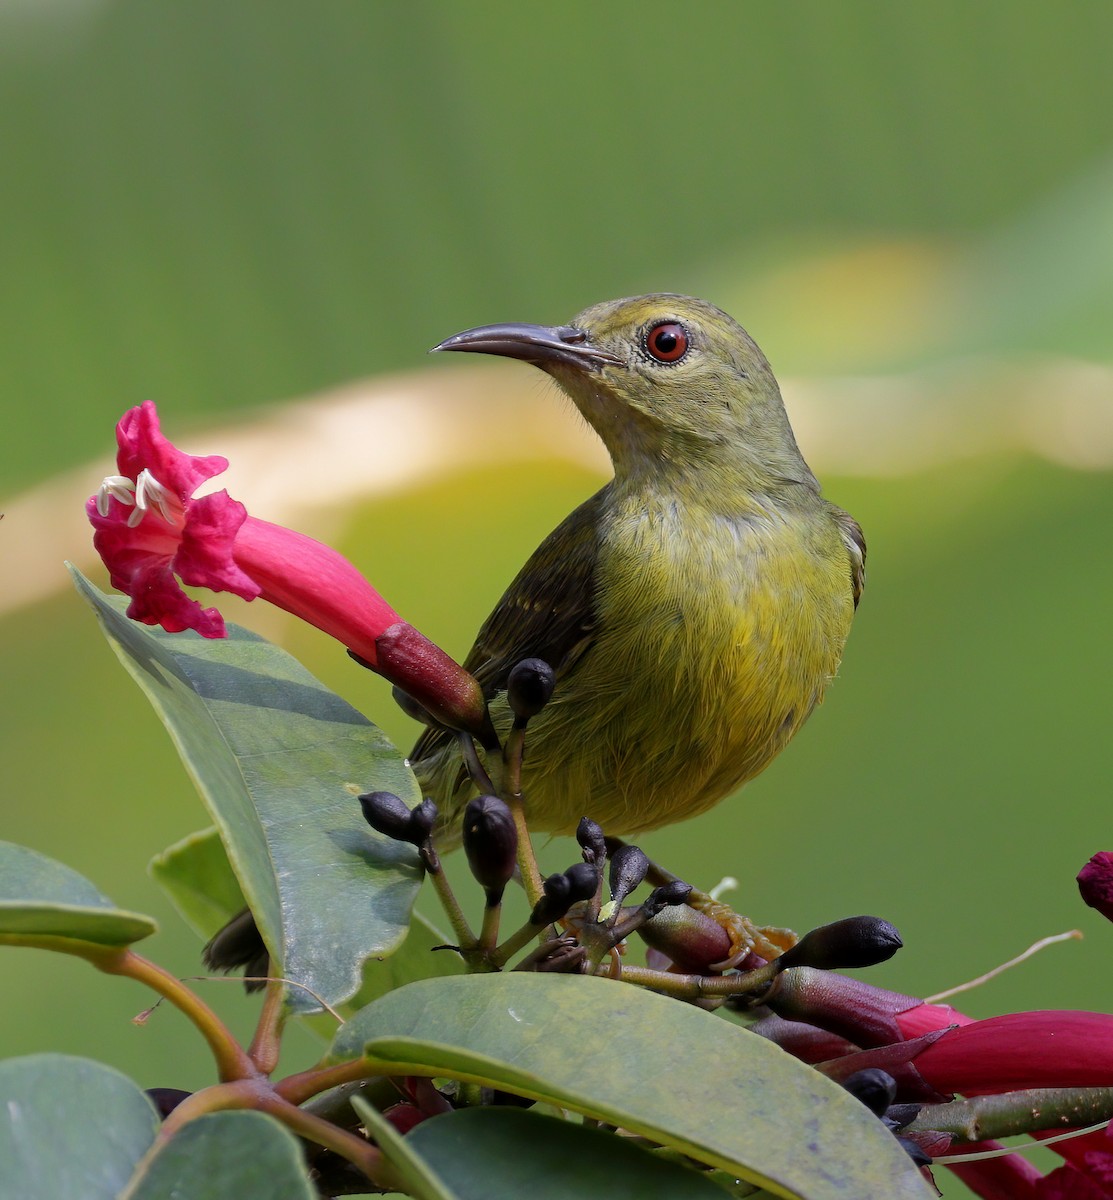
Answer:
[0,840,156,951]
[397,1106,731,1200]
[0,1054,157,1200]
[329,974,934,1200]
[150,827,247,938]
[150,827,462,1036]
[73,569,423,1014]
[122,1111,316,1200]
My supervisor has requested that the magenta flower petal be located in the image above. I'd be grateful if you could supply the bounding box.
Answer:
[1078,853,1113,924]
[114,401,228,499]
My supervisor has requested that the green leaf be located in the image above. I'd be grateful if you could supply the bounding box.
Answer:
[0,1054,158,1200]
[352,1096,454,1200]
[149,827,247,939]
[72,568,423,1014]
[398,1106,731,1200]
[0,840,156,952]
[151,827,462,1037]
[329,974,934,1200]
[122,1111,316,1200]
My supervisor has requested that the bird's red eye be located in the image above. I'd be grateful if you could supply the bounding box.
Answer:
[644,321,689,363]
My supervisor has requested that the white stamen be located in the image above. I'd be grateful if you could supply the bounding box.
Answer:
[96,469,177,527]
[96,475,138,516]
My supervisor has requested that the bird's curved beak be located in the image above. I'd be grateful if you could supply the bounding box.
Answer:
[431,323,623,371]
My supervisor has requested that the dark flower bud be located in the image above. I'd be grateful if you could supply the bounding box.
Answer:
[359,790,416,840]
[531,862,600,924]
[358,791,437,847]
[643,880,692,920]
[608,844,649,905]
[202,907,269,994]
[408,797,439,844]
[576,817,606,866]
[564,861,600,904]
[884,1103,923,1132]
[146,1088,192,1119]
[776,916,902,972]
[463,795,518,902]
[840,1068,897,1117]
[506,658,556,723]
[531,872,573,925]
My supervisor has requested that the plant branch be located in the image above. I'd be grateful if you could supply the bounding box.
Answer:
[97,949,257,1082]
[248,977,288,1075]
[910,1085,1113,1143]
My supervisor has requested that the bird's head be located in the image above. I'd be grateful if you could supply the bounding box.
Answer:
[433,294,814,491]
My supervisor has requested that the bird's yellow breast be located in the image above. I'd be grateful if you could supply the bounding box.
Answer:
[513,491,856,836]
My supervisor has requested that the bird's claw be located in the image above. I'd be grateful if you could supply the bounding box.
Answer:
[691,898,797,971]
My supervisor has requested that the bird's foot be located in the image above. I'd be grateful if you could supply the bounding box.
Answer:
[685,891,797,970]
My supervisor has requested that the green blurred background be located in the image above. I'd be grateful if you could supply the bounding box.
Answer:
[3,3,1113,1193]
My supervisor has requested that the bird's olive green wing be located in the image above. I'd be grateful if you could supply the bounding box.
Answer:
[410,486,607,765]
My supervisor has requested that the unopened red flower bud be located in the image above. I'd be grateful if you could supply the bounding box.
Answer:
[146,1088,192,1119]
[776,916,902,972]
[1078,851,1113,923]
[576,817,606,865]
[747,1014,859,1065]
[608,844,650,905]
[840,1068,897,1117]
[506,658,556,723]
[462,795,518,903]
[764,967,923,1048]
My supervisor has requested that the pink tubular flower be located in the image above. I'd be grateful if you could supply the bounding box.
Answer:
[914,1010,1113,1096]
[88,402,490,737]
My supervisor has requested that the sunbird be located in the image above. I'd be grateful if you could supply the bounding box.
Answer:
[411,294,864,838]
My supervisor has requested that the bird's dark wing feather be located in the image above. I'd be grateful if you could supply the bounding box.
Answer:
[409,485,608,765]
[831,506,867,608]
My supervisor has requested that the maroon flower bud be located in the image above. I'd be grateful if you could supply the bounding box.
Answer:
[1078,851,1113,923]
[506,658,556,723]
[636,900,732,973]
[748,1014,860,1065]
[145,1088,192,1119]
[764,967,923,1047]
[608,844,650,905]
[776,916,902,972]
[462,795,518,903]
[576,818,606,866]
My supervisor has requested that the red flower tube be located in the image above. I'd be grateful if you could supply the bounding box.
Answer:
[87,402,490,737]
